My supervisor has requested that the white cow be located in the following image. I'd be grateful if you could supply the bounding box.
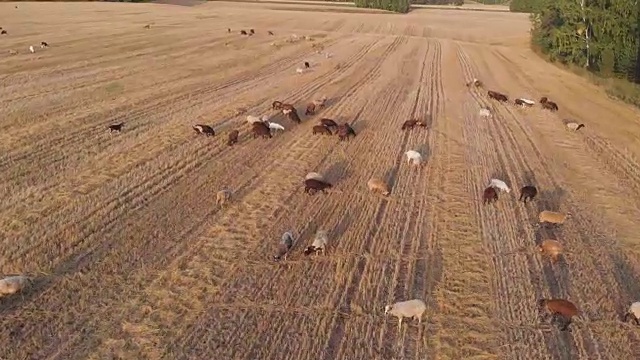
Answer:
[268,122,285,132]
[479,107,491,118]
[488,178,511,193]
[405,150,423,166]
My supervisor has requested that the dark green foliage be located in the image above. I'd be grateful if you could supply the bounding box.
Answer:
[412,0,448,4]
[473,0,508,4]
[529,0,640,104]
[601,47,615,76]
[354,0,410,13]
[411,0,462,4]
[534,0,640,78]
[509,0,544,13]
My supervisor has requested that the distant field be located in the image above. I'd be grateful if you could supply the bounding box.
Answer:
[208,0,511,12]
[1,1,640,359]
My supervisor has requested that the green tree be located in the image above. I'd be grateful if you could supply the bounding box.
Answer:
[354,0,410,13]
[510,0,545,13]
[530,0,640,89]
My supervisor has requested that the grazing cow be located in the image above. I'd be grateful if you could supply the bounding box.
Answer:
[401,119,418,130]
[268,31,274,35]
[515,98,534,107]
[466,78,482,87]
[228,28,231,33]
[566,122,585,131]
[40,41,49,48]
[304,178,332,195]
[519,185,538,204]
[273,231,295,261]
[479,107,492,118]
[0,30,7,35]
[193,124,215,136]
[488,90,508,102]
[401,119,427,130]
[240,30,247,35]
[305,103,316,116]
[312,96,327,109]
[540,97,559,111]
[144,24,151,29]
[29,46,34,54]
[281,103,296,112]
[337,123,356,141]
[538,299,579,332]
[250,29,255,35]
[320,118,338,130]
[252,122,272,139]
[216,189,232,206]
[304,61,310,69]
[303,230,328,256]
[227,130,239,146]
[267,122,285,133]
[252,121,270,131]
[272,100,283,110]
[312,125,332,135]
[483,186,498,205]
[108,122,125,133]
[285,108,301,124]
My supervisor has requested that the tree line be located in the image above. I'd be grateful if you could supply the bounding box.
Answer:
[411,0,462,5]
[511,0,640,84]
[354,0,410,12]
[354,0,478,13]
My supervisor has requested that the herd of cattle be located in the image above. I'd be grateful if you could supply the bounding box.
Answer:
[2,31,638,340]
[466,77,637,332]
[100,71,638,332]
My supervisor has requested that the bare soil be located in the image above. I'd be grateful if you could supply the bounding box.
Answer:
[1,1,639,359]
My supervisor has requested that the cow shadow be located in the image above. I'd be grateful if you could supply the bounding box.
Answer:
[324,160,349,185]
[330,213,352,245]
[609,251,640,321]
[414,143,431,162]
[321,96,339,110]
[0,275,50,323]
[383,166,400,194]
[350,119,367,134]
[534,228,562,245]
[536,187,567,214]
[422,113,434,128]
[522,170,536,186]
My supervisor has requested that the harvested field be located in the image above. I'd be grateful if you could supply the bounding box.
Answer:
[1,1,640,359]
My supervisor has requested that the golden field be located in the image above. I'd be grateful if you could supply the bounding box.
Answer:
[1,1,640,359]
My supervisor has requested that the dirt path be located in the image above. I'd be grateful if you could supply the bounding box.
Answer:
[0,2,639,359]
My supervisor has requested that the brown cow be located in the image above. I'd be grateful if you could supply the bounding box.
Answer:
[252,122,272,139]
[401,119,428,130]
[540,97,559,111]
[320,118,338,129]
[312,125,332,135]
[483,186,498,205]
[305,103,316,116]
[227,130,239,146]
[304,178,332,195]
[286,109,301,124]
[337,123,356,141]
[488,90,508,102]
